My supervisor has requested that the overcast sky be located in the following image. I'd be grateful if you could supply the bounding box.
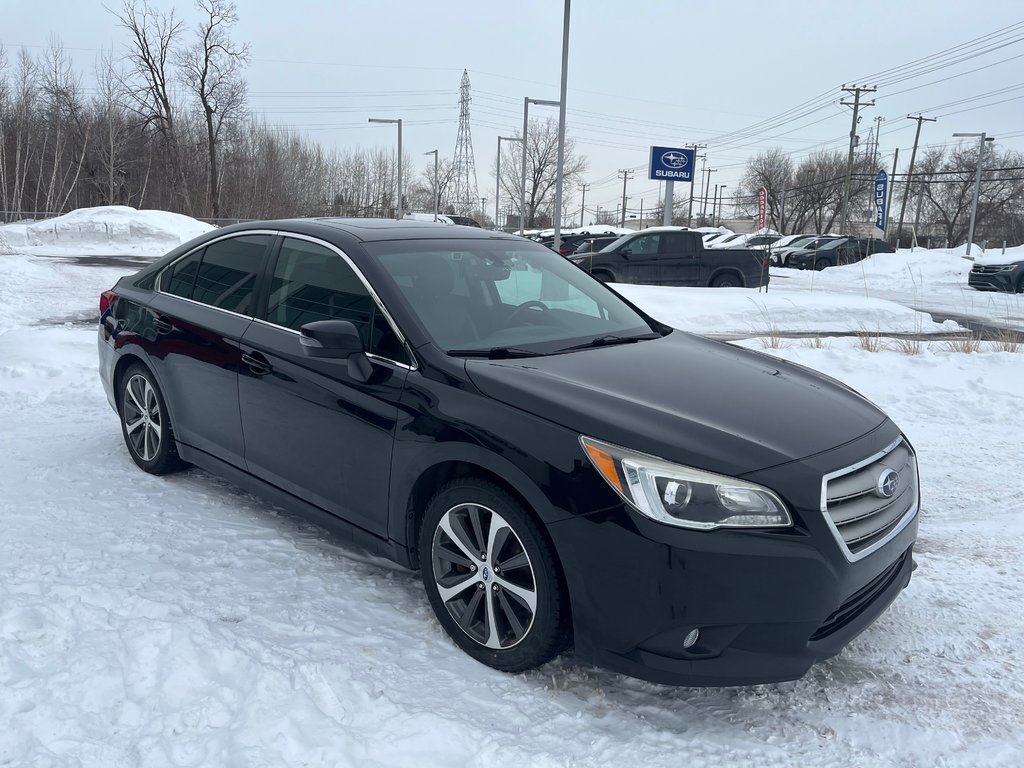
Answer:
[4,0,1024,221]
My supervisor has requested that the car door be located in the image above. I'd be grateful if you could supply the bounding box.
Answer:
[238,234,410,537]
[148,232,272,468]
[658,232,702,286]
[622,233,661,284]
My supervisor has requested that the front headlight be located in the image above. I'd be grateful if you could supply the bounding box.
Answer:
[581,436,792,530]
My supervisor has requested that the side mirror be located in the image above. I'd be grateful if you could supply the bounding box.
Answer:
[300,319,373,381]
[620,248,632,259]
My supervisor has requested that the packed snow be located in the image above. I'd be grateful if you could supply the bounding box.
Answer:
[2,209,1023,767]
[0,206,215,256]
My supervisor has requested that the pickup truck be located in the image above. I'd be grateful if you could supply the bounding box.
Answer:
[568,226,769,288]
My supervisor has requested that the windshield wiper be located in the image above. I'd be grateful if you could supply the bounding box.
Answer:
[447,347,541,359]
[558,332,662,352]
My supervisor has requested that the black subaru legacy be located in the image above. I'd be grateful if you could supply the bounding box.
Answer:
[98,219,919,686]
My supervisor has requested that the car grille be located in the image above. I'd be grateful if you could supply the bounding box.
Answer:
[971,264,1008,274]
[809,548,910,641]
[821,439,918,561]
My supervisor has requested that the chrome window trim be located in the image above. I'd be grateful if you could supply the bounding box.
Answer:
[155,229,280,295]
[819,437,919,563]
[248,317,416,372]
[155,228,417,370]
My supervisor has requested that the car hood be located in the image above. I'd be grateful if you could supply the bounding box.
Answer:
[465,332,888,477]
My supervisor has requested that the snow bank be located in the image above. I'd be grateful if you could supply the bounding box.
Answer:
[616,284,957,336]
[1,206,215,256]
[976,244,1024,266]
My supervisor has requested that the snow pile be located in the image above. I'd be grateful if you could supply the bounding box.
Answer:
[1,206,215,256]
[616,284,958,336]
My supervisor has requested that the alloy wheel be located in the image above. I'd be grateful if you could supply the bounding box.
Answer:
[123,373,163,462]
[431,503,537,649]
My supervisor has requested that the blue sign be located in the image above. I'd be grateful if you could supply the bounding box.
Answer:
[649,146,695,182]
[874,170,888,230]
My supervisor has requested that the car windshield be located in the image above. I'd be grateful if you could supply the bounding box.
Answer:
[783,236,814,248]
[366,239,658,355]
[818,239,850,251]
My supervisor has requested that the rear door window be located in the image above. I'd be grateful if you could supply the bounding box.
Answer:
[191,235,271,313]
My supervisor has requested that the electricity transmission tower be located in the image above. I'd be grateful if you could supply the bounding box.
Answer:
[451,69,479,217]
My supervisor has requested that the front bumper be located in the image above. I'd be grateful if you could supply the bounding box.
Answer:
[968,264,1022,292]
[546,430,919,687]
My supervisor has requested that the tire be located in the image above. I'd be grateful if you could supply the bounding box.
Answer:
[118,363,184,475]
[591,270,614,283]
[813,258,832,271]
[419,478,569,673]
[711,272,743,288]
[1016,275,1024,294]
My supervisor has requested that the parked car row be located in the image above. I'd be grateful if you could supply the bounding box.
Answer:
[767,236,895,270]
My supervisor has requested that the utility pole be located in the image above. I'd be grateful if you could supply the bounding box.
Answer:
[578,182,590,227]
[884,147,899,241]
[685,143,707,226]
[838,85,876,233]
[618,169,633,228]
[712,183,719,226]
[700,168,717,221]
[895,114,935,246]
[873,116,885,164]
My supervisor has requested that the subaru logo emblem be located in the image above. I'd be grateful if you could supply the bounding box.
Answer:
[876,468,900,499]
[661,151,688,169]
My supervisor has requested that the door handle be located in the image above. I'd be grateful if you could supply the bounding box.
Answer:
[152,316,173,334]
[241,351,272,376]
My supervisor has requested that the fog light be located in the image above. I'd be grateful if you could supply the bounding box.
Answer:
[683,628,700,649]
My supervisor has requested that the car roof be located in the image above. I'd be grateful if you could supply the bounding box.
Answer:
[217,217,524,244]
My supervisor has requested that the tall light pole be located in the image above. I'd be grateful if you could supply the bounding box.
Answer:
[424,149,438,222]
[520,96,560,236]
[551,0,571,251]
[578,182,590,227]
[369,118,403,219]
[952,131,995,256]
[496,135,521,232]
[718,185,728,226]
[701,168,717,221]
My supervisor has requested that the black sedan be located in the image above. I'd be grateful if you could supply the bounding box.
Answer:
[98,219,919,686]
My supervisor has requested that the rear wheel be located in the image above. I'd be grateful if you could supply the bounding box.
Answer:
[711,272,743,288]
[419,479,569,673]
[591,269,614,283]
[813,258,832,271]
[119,363,184,475]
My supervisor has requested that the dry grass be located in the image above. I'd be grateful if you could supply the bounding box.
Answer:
[888,336,924,355]
[942,335,984,354]
[855,330,885,352]
[992,329,1024,353]
[802,336,832,350]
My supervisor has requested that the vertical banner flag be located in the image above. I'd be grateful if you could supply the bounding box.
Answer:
[757,187,767,230]
[874,170,888,230]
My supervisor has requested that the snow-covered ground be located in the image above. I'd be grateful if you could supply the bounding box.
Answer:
[772,245,1024,331]
[2,210,1023,766]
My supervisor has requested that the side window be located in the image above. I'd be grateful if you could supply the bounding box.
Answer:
[266,238,406,361]
[163,250,203,298]
[629,234,660,255]
[662,233,697,255]
[191,235,271,313]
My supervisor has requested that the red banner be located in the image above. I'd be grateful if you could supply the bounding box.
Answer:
[757,187,767,230]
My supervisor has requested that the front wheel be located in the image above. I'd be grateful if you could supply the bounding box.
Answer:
[813,258,832,271]
[119,363,184,474]
[419,479,569,673]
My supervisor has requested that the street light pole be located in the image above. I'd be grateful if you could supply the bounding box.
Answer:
[369,117,403,219]
[718,185,728,226]
[952,131,995,256]
[551,0,571,252]
[424,149,438,222]
[520,96,560,235]
[496,135,521,232]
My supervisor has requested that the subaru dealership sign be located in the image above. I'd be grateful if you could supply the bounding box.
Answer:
[648,146,695,181]
[874,169,888,230]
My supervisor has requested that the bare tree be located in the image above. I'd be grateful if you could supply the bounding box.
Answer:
[179,0,249,218]
[740,149,793,232]
[493,117,587,228]
[113,0,191,212]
